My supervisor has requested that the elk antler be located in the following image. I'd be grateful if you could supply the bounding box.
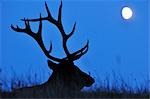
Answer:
[11,1,89,62]
[11,15,62,62]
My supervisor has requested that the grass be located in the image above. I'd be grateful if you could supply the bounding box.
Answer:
[0,69,149,98]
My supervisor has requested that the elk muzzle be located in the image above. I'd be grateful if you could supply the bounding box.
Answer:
[84,76,95,87]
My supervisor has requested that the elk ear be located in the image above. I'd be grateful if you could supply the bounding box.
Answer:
[47,60,57,70]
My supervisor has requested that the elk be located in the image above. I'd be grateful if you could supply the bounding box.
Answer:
[10,1,94,98]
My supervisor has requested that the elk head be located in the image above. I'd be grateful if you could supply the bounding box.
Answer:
[11,1,94,92]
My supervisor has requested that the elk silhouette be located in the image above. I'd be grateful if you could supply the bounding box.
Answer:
[10,1,94,98]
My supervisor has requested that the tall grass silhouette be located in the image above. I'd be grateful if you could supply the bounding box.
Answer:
[0,68,149,98]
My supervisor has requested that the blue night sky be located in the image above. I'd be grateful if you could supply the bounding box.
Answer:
[0,0,149,90]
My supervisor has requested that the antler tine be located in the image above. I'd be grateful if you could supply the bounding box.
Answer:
[37,14,42,37]
[67,22,76,39]
[45,1,51,18]
[11,18,36,38]
[25,19,33,34]
[58,0,62,23]
[68,40,89,61]
[45,1,57,23]
[11,25,22,32]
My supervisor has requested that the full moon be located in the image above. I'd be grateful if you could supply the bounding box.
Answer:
[121,7,133,20]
